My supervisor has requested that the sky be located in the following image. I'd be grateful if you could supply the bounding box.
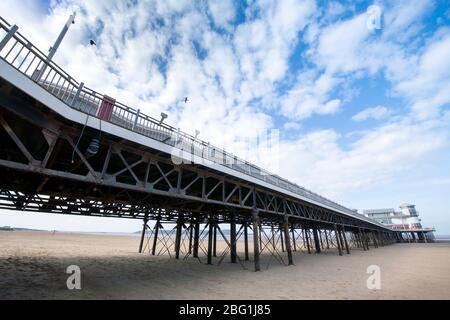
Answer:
[0,0,449,234]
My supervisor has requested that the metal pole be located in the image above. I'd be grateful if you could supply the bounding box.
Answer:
[364,230,370,250]
[207,214,213,265]
[230,212,237,263]
[193,217,200,258]
[244,221,249,261]
[312,227,321,254]
[252,209,261,272]
[291,226,297,252]
[271,224,276,250]
[188,221,193,254]
[34,13,76,81]
[305,227,311,254]
[152,218,160,256]
[318,229,324,250]
[342,226,350,254]
[334,224,343,256]
[359,229,366,251]
[175,214,183,259]
[138,217,148,253]
[213,222,217,257]
[0,25,19,52]
[373,232,379,248]
[280,224,285,252]
[283,216,294,265]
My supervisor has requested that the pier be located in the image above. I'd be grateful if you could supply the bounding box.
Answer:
[0,17,414,272]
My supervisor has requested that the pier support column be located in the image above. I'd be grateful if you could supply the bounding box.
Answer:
[230,212,237,264]
[357,229,364,250]
[207,214,214,265]
[213,223,217,257]
[244,221,249,261]
[138,216,148,253]
[319,229,324,250]
[372,232,379,248]
[193,216,200,258]
[280,224,285,252]
[291,226,297,252]
[342,226,350,254]
[152,217,161,256]
[188,221,193,254]
[334,225,343,256]
[325,229,330,249]
[252,209,261,272]
[175,214,184,260]
[305,227,312,254]
[364,231,370,250]
[271,224,276,250]
[283,216,294,265]
[312,227,321,253]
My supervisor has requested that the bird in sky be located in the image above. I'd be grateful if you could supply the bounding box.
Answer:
[184,97,188,103]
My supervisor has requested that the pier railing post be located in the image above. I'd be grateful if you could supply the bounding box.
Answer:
[0,25,19,52]
[252,209,261,272]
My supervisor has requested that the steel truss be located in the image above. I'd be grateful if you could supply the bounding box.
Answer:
[0,78,398,271]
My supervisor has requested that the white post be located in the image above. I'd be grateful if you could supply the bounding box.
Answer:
[0,25,18,52]
[132,109,140,130]
[33,13,76,81]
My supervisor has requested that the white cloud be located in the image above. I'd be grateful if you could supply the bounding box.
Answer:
[315,14,371,74]
[283,122,301,131]
[278,118,449,197]
[280,72,342,119]
[208,0,236,31]
[395,29,450,120]
[352,106,392,122]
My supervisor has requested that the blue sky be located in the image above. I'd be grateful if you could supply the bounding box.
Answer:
[0,0,449,233]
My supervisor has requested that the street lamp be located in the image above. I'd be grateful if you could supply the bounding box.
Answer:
[33,12,77,81]
[159,112,168,125]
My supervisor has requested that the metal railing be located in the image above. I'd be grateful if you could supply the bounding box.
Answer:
[0,17,387,228]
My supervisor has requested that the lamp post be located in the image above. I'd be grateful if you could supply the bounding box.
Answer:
[33,12,76,81]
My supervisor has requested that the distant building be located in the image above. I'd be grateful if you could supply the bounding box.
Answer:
[363,204,435,242]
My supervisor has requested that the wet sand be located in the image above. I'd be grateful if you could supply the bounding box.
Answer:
[0,231,449,300]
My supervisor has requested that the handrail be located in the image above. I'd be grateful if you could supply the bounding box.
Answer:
[0,17,389,229]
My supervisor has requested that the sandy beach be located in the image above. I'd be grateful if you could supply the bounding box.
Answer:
[0,231,449,300]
